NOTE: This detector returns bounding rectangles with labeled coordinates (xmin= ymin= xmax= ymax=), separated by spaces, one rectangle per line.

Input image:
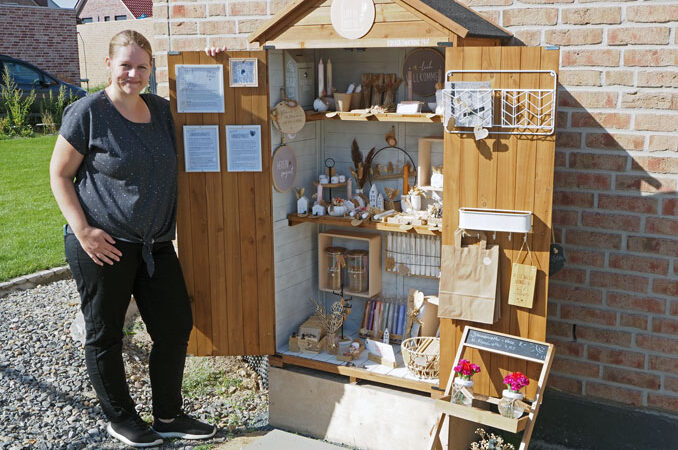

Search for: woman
xmin=50 ymin=30 xmax=216 ymax=447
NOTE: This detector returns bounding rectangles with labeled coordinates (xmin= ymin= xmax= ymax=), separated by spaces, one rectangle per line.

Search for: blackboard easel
xmin=428 ymin=326 xmax=554 ymax=450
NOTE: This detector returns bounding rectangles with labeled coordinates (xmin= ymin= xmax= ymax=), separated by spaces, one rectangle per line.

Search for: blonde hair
xmin=109 ymin=30 xmax=153 ymax=62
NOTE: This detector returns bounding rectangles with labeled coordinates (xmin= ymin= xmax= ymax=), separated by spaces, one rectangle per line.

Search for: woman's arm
xmin=50 ymin=135 xmax=122 ymax=266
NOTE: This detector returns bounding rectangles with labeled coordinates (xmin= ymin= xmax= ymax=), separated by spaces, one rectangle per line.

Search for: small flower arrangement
xmin=503 ymin=371 xmax=529 ymax=393
xmin=470 ymin=428 xmax=515 ymax=450
xmin=454 ymin=359 xmax=481 ymax=380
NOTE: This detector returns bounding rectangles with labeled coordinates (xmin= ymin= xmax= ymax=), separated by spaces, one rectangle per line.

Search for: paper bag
xmin=438 ymin=229 xmax=501 ymax=324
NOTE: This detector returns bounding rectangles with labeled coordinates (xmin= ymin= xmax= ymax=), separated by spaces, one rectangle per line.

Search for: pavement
xmin=215 ymin=429 xmax=347 ymax=450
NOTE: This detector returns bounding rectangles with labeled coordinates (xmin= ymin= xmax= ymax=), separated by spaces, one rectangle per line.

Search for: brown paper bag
xmin=438 ymin=229 xmax=501 ymax=324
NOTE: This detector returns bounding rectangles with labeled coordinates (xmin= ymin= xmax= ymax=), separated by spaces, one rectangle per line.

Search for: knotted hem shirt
xmin=59 ymin=90 xmax=178 ymax=276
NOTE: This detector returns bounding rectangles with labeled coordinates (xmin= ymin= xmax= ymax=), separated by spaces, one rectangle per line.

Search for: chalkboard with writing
xmin=465 ymin=328 xmax=549 ymax=362
xmin=402 ymin=48 xmax=444 ymax=97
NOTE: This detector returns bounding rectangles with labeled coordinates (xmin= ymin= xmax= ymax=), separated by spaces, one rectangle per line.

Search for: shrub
xmin=0 ymin=67 xmax=35 ymax=137
xmin=38 ymin=84 xmax=79 ymax=133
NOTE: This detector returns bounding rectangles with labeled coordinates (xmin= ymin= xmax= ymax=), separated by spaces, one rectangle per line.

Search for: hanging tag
xmin=473 ymin=124 xmax=489 ymax=140
xmin=508 ymin=263 xmax=537 ymax=308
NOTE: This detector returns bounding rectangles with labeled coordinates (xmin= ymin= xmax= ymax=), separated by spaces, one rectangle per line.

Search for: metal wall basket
xmin=443 ymin=70 xmax=557 ymax=136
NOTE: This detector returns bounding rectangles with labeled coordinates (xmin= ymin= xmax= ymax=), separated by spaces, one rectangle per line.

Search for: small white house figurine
xmin=377 ymin=193 xmax=385 ymax=210
xmin=295 ymin=187 xmax=309 ymax=215
xmin=312 ymin=203 xmax=326 ymax=216
xmin=369 ymin=184 xmax=379 ymax=208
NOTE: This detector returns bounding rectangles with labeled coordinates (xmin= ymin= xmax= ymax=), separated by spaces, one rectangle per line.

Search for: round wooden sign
xmin=271 ymin=100 xmax=306 ymax=135
xmin=272 ymin=144 xmax=298 ymax=192
xmin=330 ymin=0 xmax=375 ymax=40
xmin=402 ymin=48 xmax=445 ymax=97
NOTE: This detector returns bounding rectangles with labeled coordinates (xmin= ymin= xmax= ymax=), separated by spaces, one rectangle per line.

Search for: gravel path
xmin=0 ymin=279 xmax=269 ymax=449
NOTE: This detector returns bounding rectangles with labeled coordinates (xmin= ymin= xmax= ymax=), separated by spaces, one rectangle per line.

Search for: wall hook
xmin=508 ymin=232 xmax=512 ymax=241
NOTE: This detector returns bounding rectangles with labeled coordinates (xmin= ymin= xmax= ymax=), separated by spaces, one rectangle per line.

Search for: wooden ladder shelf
xmin=428 ymin=326 xmax=554 ymax=450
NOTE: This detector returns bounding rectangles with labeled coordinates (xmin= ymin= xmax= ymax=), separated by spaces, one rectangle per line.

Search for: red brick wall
xmin=0 ymin=5 xmax=80 ymax=83
xmin=152 ymin=0 xmax=678 ymax=415
xmin=78 ymin=0 xmax=131 ymax=22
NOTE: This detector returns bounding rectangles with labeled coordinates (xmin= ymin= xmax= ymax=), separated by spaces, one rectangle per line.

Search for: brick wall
xmin=77 ymin=19 xmax=156 ymax=88
xmin=0 ymin=5 xmax=80 ymax=83
xmin=151 ymin=0 xmax=678 ymax=415
xmin=78 ymin=0 xmax=131 ymax=22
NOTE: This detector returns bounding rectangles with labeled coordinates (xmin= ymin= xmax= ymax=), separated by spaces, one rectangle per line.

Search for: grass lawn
xmin=0 ymin=135 xmax=66 ymax=282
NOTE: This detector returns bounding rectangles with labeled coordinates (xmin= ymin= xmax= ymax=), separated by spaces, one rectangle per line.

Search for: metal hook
xmin=492 ymin=231 xmax=497 ymax=240
xmin=508 ymin=232 xmax=512 ymax=241
xmin=523 ymin=233 xmax=528 ymax=243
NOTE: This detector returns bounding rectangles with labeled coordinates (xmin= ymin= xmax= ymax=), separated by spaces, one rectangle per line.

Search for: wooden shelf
xmin=313 ymin=180 xmax=347 ymax=189
xmin=319 ymin=229 xmax=381 ymax=299
xmin=305 ymin=110 xmax=443 ymax=123
xmin=271 ymin=353 xmax=438 ymax=394
xmin=288 ymin=213 xmax=441 ymax=235
xmin=434 ymin=400 xmax=529 ymax=433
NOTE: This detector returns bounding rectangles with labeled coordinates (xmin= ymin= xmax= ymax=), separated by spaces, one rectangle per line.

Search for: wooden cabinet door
xmin=169 ymin=51 xmax=275 ymax=356
xmin=440 ymin=46 xmax=559 ymax=398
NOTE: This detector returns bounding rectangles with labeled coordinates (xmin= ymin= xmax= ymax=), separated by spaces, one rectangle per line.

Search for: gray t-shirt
xmin=59 ymin=90 xmax=178 ymax=275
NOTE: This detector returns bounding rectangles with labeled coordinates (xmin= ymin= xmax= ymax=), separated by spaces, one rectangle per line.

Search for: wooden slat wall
xmin=169 ymin=51 xmax=275 ymax=356
xmin=440 ymin=46 xmax=559 ymax=400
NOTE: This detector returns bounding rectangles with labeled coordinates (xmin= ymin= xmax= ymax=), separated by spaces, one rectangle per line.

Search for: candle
xmin=407 ymin=69 xmax=413 ymax=101
xmin=317 ymin=183 xmax=323 ymax=203
xmin=326 ymin=58 xmax=333 ymax=97
xmin=347 ymin=177 xmax=352 ymax=199
xmin=319 ymin=59 xmax=325 ymax=97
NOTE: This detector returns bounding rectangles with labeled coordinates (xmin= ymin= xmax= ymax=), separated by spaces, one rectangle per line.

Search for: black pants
xmin=65 ymin=234 xmax=193 ymax=423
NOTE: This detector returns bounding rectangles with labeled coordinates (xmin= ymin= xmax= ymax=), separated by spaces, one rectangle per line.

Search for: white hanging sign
xmin=330 ymin=0 xmax=375 ymax=40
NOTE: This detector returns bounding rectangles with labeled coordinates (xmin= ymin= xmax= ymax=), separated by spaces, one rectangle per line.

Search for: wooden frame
xmin=318 ymin=229 xmax=381 ymax=298
xmin=428 ymin=326 xmax=554 ymax=450
xmin=229 ymin=57 xmax=259 ymax=87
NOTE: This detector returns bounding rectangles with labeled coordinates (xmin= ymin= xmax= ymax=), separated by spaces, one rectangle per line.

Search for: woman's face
xmin=106 ymin=43 xmax=151 ymax=96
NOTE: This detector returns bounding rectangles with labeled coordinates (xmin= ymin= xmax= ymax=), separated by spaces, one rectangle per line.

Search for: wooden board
xmin=440 ymin=47 xmax=559 ymax=399
xmin=169 ymin=51 xmax=275 ymax=356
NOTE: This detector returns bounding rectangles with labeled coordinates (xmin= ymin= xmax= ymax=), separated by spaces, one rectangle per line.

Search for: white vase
xmin=451 ymin=378 xmax=474 ymax=407
xmin=498 ymin=389 xmax=525 ymax=419
xmin=410 ymin=194 xmax=422 ymax=211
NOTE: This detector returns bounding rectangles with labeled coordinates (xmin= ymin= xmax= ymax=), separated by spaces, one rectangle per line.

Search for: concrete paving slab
xmin=243 ymin=430 xmax=346 ymax=450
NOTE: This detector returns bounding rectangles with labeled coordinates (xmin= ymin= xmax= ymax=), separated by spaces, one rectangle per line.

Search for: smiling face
xmin=106 ymin=43 xmax=152 ymax=96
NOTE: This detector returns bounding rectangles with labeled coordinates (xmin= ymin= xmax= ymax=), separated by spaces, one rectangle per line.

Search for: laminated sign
xmin=508 ymin=241 xmax=537 ymax=309
xmin=438 ymin=229 xmax=501 ymax=324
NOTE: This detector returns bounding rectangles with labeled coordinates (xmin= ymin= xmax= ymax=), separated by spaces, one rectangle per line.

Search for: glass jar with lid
xmin=346 ymin=249 xmax=368 ymax=293
xmin=326 ymin=246 xmax=346 ymax=291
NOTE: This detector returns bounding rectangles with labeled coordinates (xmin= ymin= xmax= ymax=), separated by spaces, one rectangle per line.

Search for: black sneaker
xmin=152 ymin=414 xmax=217 ymax=439
xmin=106 ymin=415 xmax=163 ymax=448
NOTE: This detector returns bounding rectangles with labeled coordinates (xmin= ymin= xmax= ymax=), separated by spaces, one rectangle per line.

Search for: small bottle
xmin=383 ymin=328 xmax=390 ymax=344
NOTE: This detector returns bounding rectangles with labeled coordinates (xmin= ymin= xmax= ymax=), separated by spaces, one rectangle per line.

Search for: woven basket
xmin=401 ymin=337 xmax=440 ymax=379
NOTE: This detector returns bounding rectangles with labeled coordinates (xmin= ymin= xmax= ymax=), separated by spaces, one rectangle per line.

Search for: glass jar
xmin=346 ymin=249 xmax=368 ymax=293
xmin=326 ymin=246 xmax=346 ymax=291
xmin=451 ymin=378 xmax=474 ymax=407
xmin=498 ymin=389 xmax=525 ymax=419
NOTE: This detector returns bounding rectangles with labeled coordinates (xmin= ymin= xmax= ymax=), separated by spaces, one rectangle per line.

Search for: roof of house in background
xmin=121 ymin=0 xmax=152 ymax=18
xmin=74 ymin=0 xmax=152 ymax=19
xmin=50 ymin=0 xmax=77 ymax=7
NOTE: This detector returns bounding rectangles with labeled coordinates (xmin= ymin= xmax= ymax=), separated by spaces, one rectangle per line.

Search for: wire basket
xmin=401 ymin=336 xmax=440 ymax=380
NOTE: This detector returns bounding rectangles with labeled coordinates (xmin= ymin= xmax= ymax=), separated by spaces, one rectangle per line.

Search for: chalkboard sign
xmin=465 ymin=328 xmax=549 ymax=362
xmin=402 ymin=48 xmax=444 ymax=97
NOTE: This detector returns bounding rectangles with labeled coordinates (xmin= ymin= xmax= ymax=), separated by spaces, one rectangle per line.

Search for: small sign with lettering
xmin=508 ymin=262 xmax=537 ymax=308
xmin=272 ymin=145 xmax=297 ymax=193
xmin=465 ymin=328 xmax=548 ymax=362
xmin=402 ymin=48 xmax=444 ymax=97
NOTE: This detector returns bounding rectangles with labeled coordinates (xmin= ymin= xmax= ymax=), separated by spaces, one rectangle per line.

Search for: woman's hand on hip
xmin=75 ymin=226 xmax=122 ymax=266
